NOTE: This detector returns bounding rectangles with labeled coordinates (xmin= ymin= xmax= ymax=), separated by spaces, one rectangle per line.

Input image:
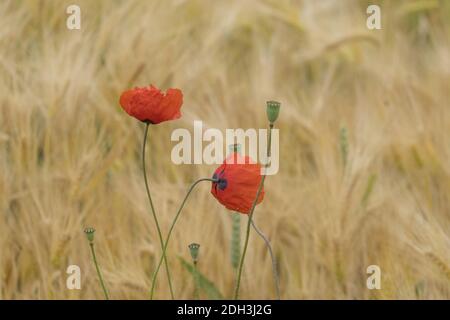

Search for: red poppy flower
xmin=119 ymin=85 xmax=183 ymax=124
xmin=211 ymin=153 xmax=264 ymax=214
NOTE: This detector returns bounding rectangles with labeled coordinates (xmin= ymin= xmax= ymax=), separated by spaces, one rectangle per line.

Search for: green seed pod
xmin=228 ymin=143 xmax=241 ymax=155
xmin=188 ymin=243 xmax=200 ymax=263
xmin=266 ymin=101 xmax=281 ymax=124
xmin=84 ymin=227 xmax=95 ymax=242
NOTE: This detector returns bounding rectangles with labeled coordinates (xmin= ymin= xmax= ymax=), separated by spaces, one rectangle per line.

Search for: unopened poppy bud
xmin=84 ymin=227 xmax=95 ymax=242
xmin=188 ymin=243 xmax=200 ymax=263
xmin=266 ymin=101 xmax=281 ymax=124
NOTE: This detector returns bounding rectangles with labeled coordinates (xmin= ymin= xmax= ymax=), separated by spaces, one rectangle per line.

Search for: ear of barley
xmin=231 ymin=213 xmax=241 ymax=270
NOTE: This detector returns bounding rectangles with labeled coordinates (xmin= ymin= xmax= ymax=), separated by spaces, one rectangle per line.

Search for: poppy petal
xmin=119 ymin=89 xmax=137 ymax=115
xmin=119 ymin=85 xmax=183 ymax=124
xmin=158 ymin=88 xmax=183 ymax=122
xmin=211 ymin=153 xmax=264 ymax=214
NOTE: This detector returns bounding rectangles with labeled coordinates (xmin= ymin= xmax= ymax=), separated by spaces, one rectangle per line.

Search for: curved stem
xmin=234 ymin=123 xmax=273 ymax=300
xmin=234 ymin=176 xmax=266 ymax=299
xmin=251 ymin=220 xmax=280 ymax=300
xmin=142 ymin=123 xmax=174 ymax=299
xmin=89 ymin=242 xmax=109 ymax=300
xmin=150 ymin=177 xmax=217 ymax=299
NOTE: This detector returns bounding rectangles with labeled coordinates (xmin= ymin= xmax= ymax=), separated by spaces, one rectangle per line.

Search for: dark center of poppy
xmin=212 ymin=172 xmax=228 ymax=191
xmin=217 ymin=178 xmax=228 ymax=190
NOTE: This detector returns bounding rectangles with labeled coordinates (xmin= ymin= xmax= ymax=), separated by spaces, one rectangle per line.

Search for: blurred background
xmin=0 ymin=0 xmax=449 ymax=299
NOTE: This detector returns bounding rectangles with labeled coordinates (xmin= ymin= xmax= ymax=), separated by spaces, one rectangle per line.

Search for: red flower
xmin=211 ymin=153 xmax=264 ymax=214
xmin=119 ymin=85 xmax=183 ymax=124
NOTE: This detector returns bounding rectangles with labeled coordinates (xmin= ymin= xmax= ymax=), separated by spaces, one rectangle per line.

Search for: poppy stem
xmin=150 ymin=177 xmax=218 ymax=299
xmin=233 ymin=123 xmax=273 ymax=300
xmin=193 ymin=261 xmax=200 ymax=300
xmin=142 ymin=123 xmax=174 ymax=299
xmin=251 ymin=220 xmax=280 ymax=300
xmin=88 ymin=242 xmax=110 ymax=300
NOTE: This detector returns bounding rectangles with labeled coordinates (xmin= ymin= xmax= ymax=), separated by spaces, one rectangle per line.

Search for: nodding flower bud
xmin=266 ymin=101 xmax=281 ymax=124
xmin=188 ymin=243 xmax=200 ymax=263
xmin=84 ymin=227 xmax=95 ymax=242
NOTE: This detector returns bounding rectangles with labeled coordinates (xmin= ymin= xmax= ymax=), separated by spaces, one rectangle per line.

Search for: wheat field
xmin=0 ymin=0 xmax=449 ymax=299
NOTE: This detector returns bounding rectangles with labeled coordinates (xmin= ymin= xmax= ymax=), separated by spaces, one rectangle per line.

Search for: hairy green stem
xmin=251 ymin=220 xmax=280 ymax=299
xmin=142 ymin=123 xmax=174 ymax=299
xmin=150 ymin=177 xmax=217 ymax=299
xmin=88 ymin=242 xmax=109 ymax=300
xmin=234 ymin=123 xmax=273 ymax=299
